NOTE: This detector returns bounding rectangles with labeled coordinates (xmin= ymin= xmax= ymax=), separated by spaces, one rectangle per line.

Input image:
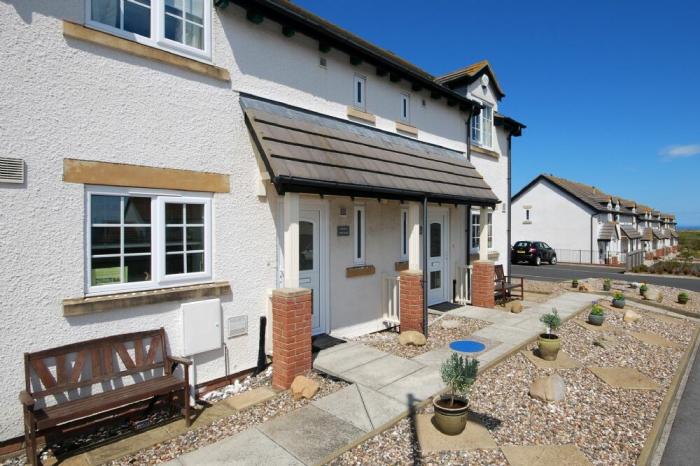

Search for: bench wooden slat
xmin=103 ymin=344 xmax=114 ymax=375
xmin=91 ymin=348 xmax=101 ymax=378
xmin=30 ymin=359 xmax=56 ymax=391
xmin=55 ymin=355 xmax=67 ymax=385
xmin=134 ymin=339 xmax=144 ymax=366
xmin=70 ymin=350 xmax=88 ymax=384
xmin=114 ymin=343 xmax=136 ymax=370
xmin=145 ymin=336 xmax=159 ymax=365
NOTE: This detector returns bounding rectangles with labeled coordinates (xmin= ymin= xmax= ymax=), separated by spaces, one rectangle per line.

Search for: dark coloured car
xmin=511 ymin=241 xmax=557 ymax=266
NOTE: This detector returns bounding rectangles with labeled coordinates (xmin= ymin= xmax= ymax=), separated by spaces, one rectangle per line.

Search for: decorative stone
xmin=578 ymin=284 xmax=589 ymax=292
xmin=529 ymin=374 xmax=565 ymax=402
xmin=593 ymin=334 xmax=618 ymax=349
xmin=588 ymin=367 xmax=661 ymax=390
xmin=643 ymin=288 xmax=662 ymax=302
xmin=507 ymin=301 xmax=523 ymax=313
xmin=290 ymin=375 xmax=320 ymax=400
xmin=398 ymin=330 xmax=427 ymax=346
xmin=623 ymin=309 xmax=641 ymax=323
xmin=440 ymin=319 xmax=461 ymax=329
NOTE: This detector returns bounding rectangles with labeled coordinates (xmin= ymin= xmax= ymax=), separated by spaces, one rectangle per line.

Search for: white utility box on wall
xmin=181 ymin=298 xmax=222 ymax=356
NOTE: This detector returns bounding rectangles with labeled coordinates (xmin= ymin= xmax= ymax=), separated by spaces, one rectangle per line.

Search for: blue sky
xmin=295 ymin=0 xmax=700 ymax=226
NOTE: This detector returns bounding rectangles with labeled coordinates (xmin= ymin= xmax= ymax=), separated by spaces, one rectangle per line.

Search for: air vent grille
xmin=227 ymin=315 xmax=248 ymax=338
xmin=0 ymin=157 xmax=25 ymax=184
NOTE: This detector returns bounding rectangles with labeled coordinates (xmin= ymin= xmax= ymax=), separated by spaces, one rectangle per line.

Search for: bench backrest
xmin=24 ymin=328 xmax=169 ymax=399
xmin=494 ymin=264 xmax=506 ymax=281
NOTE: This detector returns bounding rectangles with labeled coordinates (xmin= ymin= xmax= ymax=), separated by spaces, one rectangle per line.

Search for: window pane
xmin=299 ymin=221 xmax=313 ymax=271
xmin=165 ymin=0 xmax=183 ymax=16
xmin=357 ymin=81 xmax=362 ymax=103
xmin=92 ymin=0 xmax=120 ymax=28
xmin=124 ymin=197 xmax=151 ymax=224
xmin=124 ymin=255 xmax=151 ymax=282
xmin=186 ymin=203 xmax=204 ymax=223
xmin=91 ymin=227 xmax=121 ymax=256
xmin=91 ymin=256 xmax=121 ymax=286
xmin=430 ymin=222 xmax=441 ymax=257
xmin=166 ymin=254 xmax=185 ymax=275
xmin=186 ymin=22 xmax=204 ymax=49
xmin=124 ymin=0 xmax=151 ymax=36
xmin=430 ymin=270 xmax=441 ymax=290
xmin=165 ymin=203 xmax=183 ymax=224
xmin=166 ymin=226 xmax=183 ymax=252
xmin=186 ymin=0 xmax=204 ymax=24
xmin=92 ymin=195 xmax=120 ymax=224
xmin=356 ymin=209 xmax=362 ymax=258
xmin=124 ymin=227 xmax=151 ymax=253
xmin=186 ymin=226 xmax=204 ymax=251
xmin=402 ymin=212 xmax=407 ymax=255
xmin=165 ymin=14 xmax=183 ymax=42
xmin=187 ymin=252 xmax=204 ymax=273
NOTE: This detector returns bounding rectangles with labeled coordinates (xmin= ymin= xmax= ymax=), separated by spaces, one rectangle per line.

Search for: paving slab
xmin=378 ymin=365 xmax=444 ymax=403
xmin=312 ymin=383 xmax=405 ymax=432
xmin=501 ymin=444 xmax=592 ymax=466
xmin=472 ymin=325 xmax=533 ymax=345
xmin=84 ymin=426 xmax=175 ymax=464
xmin=416 ymin=413 xmax=497 ymax=452
xmin=588 ymin=366 xmax=661 ymax=390
xmin=223 ymin=386 xmax=277 ymax=411
xmin=342 ymin=354 xmax=424 ymax=389
xmin=477 ymin=342 xmax=517 ymax=366
xmin=313 ymin=343 xmax=387 ymax=377
xmin=521 ymin=349 xmax=581 ymax=369
xmin=257 ymin=404 xmax=365 ymax=465
xmin=644 ymin=312 xmax=686 ymax=325
xmin=447 ymin=307 xmax=513 ymax=324
xmin=412 ymin=347 xmax=453 ymax=367
xmin=172 ymin=427 xmax=303 ymax=466
xmin=628 ymin=331 xmax=682 ymax=348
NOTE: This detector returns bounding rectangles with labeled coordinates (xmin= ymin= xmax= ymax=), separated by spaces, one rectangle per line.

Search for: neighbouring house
xmin=0 ymin=0 xmax=525 ymax=446
xmin=511 ymin=174 xmax=678 ymax=266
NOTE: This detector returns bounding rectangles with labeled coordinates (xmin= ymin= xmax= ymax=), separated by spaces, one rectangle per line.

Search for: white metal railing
xmin=455 ymin=265 xmax=472 ymax=305
xmin=382 ymin=273 xmax=400 ymax=325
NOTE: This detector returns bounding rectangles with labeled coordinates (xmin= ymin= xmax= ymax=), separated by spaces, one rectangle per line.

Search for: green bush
xmin=679 ymin=292 xmax=689 ymax=304
xmin=631 ymin=264 xmax=649 ymax=273
xmin=640 ymin=284 xmax=648 ymax=294
xmin=540 ymin=309 xmax=562 ymax=334
xmin=590 ymin=304 xmax=605 ymax=316
xmin=603 ymin=279 xmax=611 ymax=290
xmin=440 ymin=353 xmax=478 ymax=404
xmin=572 ymin=279 xmax=579 ymax=287
xmin=613 ymin=291 xmax=625 ymax=300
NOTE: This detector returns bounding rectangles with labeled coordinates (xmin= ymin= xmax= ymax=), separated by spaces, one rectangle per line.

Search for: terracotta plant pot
xmin=537 ymin=334 xmax=561 ymax=361
xmin=433 ymin=395 xmax=469 ymax=435
xmin=588 ymin=313 xmax=605 ymax=326
xmin=612 ymin=297 xmax=625 ymax=309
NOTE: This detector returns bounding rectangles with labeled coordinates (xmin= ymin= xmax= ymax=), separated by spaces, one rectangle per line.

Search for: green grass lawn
xmin=679 ymin=230 xmax=700 ymax=256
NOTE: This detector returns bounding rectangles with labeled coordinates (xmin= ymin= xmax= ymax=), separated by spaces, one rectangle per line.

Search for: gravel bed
xmin=332 ymin=303 xmax=697 ymax=465
xmin=585 ymin=278 xmax=700 ymax=316
xmin=109 ymin=371 xmax=347 ymax=465
xmin=351 ymin=316 xmax=490 ymax=359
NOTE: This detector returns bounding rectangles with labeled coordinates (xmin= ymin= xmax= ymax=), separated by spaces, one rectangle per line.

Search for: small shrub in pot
xmin=639 ymin=284 xmax=648 ymax=296
xmin=603 ymin=279 xmax=611 ymax=291
xmin=572 ymin=279 xmax=579 ymax=288
xmin=588 ymin=303 xmax=605 ymax=326
xmin=538 ymin=309 xmax=562 ymax=361
xmin=612 ymin=291 xmax=625 ymax=309
xmin=678 ymin=292 xmax=689 ymax=305
xmin=433 ymin=353 xmax=478 ymax=435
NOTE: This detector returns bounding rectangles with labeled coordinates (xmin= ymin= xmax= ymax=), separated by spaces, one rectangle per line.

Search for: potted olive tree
xmin=538 ymin=309 xmax=562 ymax=361
xmin=678 ymin=292 xmax=689 ymax=304
xmin=588 ymin=303 xmax=605 ymax=326
xmin=612 ymin=291 xmax=625 ymax=309
xmin=433 ymin=353 xmax=478 ymax=435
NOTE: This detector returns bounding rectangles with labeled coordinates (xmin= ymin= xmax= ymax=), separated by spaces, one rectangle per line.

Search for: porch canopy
xmin=241 ymin=96 xmax=499 ymax=206
xmin=620 ymin=225 xmax=642 ymax=240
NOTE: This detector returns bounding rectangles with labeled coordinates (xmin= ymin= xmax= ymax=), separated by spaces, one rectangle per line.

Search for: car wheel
xmin=550 ymin=256 xmax=557 ymax=265
xmin=535 ymin=256 xmax=541 ymax=266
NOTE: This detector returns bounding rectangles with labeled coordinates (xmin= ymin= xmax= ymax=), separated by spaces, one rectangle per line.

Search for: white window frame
xmin=471 ymin=103 xmax=493 ymax=148
xmin=353 ymin=74 xmax=366 ymax=111
xmin=85 ymin=185 xmax=213 ymax=296
xmin=470 ymin=212 xmax=480 ymax=250
xmin=400 ymin=207 xmax=408 ymax=261
xmin=353 ymin=204 xmax=366 ymax=265
xmin=487 ymin=211 xmax=493 ymax=249
xmin=525 ymin=209 xmax=530 ymax=221
xmin=400 ymin=93 xmax=410 ymax=123
xmin=85 ymin=0 xmax=212 ymax=62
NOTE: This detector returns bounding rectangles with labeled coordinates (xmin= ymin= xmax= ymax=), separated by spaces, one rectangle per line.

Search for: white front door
xmin=299 ymin=209 xmax=323 ymax=335
xmin=427 ymin=209 xmax=449 ymax=305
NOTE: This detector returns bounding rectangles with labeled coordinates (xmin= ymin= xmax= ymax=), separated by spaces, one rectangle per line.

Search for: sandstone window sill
xmin=346 ymin=265 xmax=376 ymax=278
xmin=62 ymin=20 xmax=230 ymax=82
xmin=63 ymin=281 xmax=232 ymax=316
xmin=346 ymin=106 xmax=376 ymax=124
xmin=394 ymin=261 xmax=409 ymax=272
xmin=395 ymin=122 xmax=418 ymax=136
xmin=470 ymin=145 xmax=500 ymax=159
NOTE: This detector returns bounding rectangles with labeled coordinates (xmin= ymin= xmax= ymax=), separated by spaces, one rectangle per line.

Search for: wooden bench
xmin=494 ymin=264 xmax=524 ymax=304
xmin=19 ymin=328 xmax=191 ymax=466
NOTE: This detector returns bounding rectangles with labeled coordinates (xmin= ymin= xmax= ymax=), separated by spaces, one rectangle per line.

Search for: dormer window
xmin=471 ymin=104 xmax=493 ymax=148
xmin=87 ymin=0 xmax=212 ymax=58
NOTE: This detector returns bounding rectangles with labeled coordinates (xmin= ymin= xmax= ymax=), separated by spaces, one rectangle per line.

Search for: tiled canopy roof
xmin=598 ymin=223 xmax=618 ymax=241
xmin=620 ymin=225 xmax=642 ymax=239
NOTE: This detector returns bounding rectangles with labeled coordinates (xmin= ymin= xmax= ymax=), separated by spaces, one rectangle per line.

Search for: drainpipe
xmin=590 ymin=214 xmax=594 ymax=264
xmin=506 ymin=134 xmax=512 ymax=277
xmin=423 ymin=196 xmax=429 ymax=338
xmin=466 ymin=114 xmax=472 ymax=163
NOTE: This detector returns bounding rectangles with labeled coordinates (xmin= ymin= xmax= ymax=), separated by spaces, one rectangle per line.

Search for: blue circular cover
xmin=449 ymin=340 xmax=486 ymax=353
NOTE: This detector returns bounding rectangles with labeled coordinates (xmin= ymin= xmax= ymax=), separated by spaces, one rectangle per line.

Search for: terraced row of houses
xmin=512 ymin=174 xmax=678 ymax=266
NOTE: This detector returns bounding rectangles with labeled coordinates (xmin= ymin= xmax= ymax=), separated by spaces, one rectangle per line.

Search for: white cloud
xmin=660 ymin=144 xmax=700 ymax=159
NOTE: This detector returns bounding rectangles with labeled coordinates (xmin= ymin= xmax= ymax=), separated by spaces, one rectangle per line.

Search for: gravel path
xmin=331 ymin=301 xmax=697 ymax=465
xmin=351 ymin=315 xmax=490 ymax=359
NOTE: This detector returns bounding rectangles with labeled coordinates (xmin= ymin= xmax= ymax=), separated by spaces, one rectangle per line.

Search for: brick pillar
xmin=271 ymin=288 xmax=312 ymax=390
xmin=472 ymin=260 xmax=495 ymax=308
xmin=399 ymin=270 xmax=424 ymax=333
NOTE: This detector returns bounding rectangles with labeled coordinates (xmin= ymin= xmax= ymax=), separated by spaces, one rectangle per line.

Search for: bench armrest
xmin=19 ymin=390 xmax=35 ymax=409
xmin=167 ymin=355 xmax=192 ymax=367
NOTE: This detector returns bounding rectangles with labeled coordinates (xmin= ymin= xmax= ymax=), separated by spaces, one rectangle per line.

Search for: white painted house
xmin=0 ymin=0 xmax=524 ymax=444
xmin=511 ymin=174 xmax=677 ymax=266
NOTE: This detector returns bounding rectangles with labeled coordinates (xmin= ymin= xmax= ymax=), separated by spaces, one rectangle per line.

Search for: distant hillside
xmin=679 ymin=230 xmax=700 ymax=256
